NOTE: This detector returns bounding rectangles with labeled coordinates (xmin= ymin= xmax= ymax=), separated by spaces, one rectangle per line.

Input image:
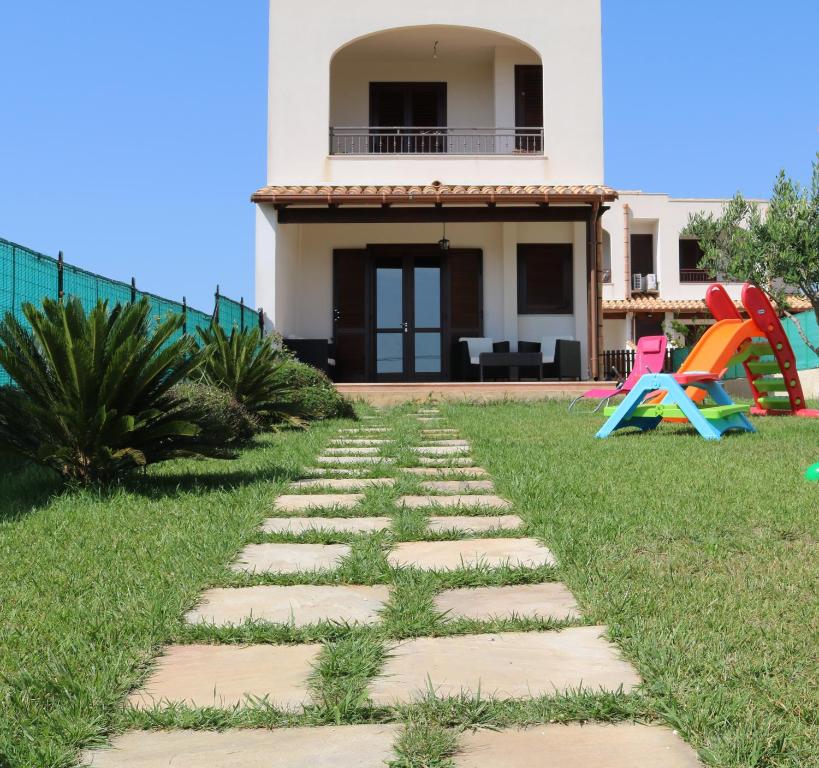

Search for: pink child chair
xmin=569 ymin=335 xmax=668 ymax=413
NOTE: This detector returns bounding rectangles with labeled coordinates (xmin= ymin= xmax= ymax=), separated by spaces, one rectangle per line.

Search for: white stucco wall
xmin=267 ymin=0 xmax=604 ymax=186
xmin=256 ymin=212 xmax=591 ymax=375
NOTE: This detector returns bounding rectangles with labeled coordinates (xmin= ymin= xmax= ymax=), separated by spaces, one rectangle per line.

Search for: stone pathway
xmin=85 ymin=405 xmax=702 ymax=767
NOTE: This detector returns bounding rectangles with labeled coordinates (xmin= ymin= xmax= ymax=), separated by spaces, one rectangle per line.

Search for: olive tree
xmin=685 ymin=155 xmax=819 ymax=354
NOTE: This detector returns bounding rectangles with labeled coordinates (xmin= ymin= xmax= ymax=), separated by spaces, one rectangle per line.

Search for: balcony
xmin=329 ymin=127 xmax=544 ymax=156
xmin=679 ymin=268 xmax=716 ymax=284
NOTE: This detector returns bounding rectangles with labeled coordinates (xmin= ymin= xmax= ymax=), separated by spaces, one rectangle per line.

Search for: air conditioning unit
xmin=632 ymin=273 xmax=645 ymax=292
xmin=645 ymin=273 xmax=658 ymax=292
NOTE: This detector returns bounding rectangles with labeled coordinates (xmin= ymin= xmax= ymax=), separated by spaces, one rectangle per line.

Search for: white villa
xmin=253 ymin=0 xmax=749 ymax=382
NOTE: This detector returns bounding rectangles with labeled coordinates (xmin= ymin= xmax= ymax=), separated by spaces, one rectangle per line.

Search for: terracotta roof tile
xmin=251 ymin=183 xmax=618 ymax=205
xmin=603 ymin=296 xmax=811 ymax=313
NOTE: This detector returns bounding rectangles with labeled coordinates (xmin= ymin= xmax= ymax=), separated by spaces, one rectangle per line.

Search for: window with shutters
xmin=517 ymin=244 xmax=574 ymax=315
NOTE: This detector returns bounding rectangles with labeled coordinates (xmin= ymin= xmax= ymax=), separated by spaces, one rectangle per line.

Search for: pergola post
xmin=586 ymin=204 xmax=599 ymax=380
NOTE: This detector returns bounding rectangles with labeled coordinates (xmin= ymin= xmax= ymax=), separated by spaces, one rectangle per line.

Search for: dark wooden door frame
xmin=369 ymin=82 xmax=447 ymax=127
xmin=333 ymin=246 xmax=484 ymax=382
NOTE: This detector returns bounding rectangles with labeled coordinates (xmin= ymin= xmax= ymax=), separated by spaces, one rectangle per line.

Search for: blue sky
xmin=1 ymin=1 xmax=816 ymax=311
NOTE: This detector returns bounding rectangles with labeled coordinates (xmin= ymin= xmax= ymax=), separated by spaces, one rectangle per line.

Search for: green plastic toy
xmin=805 ymin=463 xmax=819 ymax=483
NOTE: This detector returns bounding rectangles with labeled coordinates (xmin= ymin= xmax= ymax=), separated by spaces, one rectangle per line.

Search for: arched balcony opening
xmin=329 ymin=26 xmax=543 ymax=156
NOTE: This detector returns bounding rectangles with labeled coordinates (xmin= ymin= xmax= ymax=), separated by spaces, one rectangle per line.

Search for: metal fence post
xmin=214 ymin=285 xmax=220 ymax=324
xmin=240 ymin=296 xmax=245 ymax=331
xmin=10 ymin=245 xmax=16 ymax=310
xmin=258 ymin=308 xmax=264 ymax=334
xmin=130 ymin=277 xmax=137 ymax=304
xmin=182 ymin=296 xmax=188 ymax=336
xmin=57 ymin=251 xmax=64 ymax=301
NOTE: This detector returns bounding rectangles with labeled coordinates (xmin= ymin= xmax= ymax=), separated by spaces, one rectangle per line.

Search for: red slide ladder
xmin=705 ymin=283 xmax=818 ymax=418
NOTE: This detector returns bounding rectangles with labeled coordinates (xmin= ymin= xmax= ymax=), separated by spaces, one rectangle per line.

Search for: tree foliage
xmin=685 ymin=155 xmax=819 ymax=353
xmin=0 ymin=298 xmax=217 ymax=484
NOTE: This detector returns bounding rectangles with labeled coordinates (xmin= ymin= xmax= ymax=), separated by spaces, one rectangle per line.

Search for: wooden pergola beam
xmin=276 ymin=205 xmax=603 ymax=225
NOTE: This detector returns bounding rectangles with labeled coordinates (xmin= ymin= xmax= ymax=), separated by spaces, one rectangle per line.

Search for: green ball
xmin=806 ymin=463 xmax=819 ymax=482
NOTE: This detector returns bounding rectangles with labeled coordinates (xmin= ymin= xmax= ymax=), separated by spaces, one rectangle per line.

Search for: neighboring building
xmin=252 ymin=1 xmax=773 ymax=381
xmin=602 ymin=194 xmax=755 ymax=352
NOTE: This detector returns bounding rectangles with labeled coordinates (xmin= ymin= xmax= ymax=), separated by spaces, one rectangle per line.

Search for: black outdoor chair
xmin=454 ymin=339 xmax=511 ymax=381
xmin=517 ymin=338 xmax=582 ymax=381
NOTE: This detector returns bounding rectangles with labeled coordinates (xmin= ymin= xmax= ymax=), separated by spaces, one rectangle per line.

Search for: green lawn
xmin=1 ymin=402 xmax=817 ymax=767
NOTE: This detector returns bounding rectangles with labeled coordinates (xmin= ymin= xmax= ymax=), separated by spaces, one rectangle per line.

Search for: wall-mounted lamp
xmin=433 ymin=40 xmax=439 ymax=60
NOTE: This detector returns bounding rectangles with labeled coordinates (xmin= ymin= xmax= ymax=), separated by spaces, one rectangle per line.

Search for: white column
xmin=255 ymin=205 xmax=278 ymax=331
xmin=502 ymin=222 xmax=519 ymax=347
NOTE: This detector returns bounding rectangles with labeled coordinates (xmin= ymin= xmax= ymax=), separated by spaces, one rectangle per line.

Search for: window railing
xmin=329 ymin=127 xmax=544 ymax=156
xmin=679 ymin=268 xmax=716 ymax=283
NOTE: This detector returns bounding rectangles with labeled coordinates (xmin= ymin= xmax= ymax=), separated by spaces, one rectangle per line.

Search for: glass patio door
xmin=374 ymin=255 xmax=443 ymax=381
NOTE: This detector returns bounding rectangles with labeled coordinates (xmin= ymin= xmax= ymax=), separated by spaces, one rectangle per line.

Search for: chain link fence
xmin=0 ymin=237 xmax=260 ymax=385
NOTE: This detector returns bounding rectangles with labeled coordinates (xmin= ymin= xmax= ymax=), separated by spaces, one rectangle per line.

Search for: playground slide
xmin=664 ymin=283 xmax=818 ymax=418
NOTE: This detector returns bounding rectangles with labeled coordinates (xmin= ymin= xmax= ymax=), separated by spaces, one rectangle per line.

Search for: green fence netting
xmin=0 ymin=237 xmax=256 ymax=386
xmin=783 ymin=310 xmax=819 ymax=371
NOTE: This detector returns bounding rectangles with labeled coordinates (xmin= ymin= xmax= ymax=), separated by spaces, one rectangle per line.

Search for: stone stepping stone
xmin=434 ymin=583 xmax=580 ymax=622
xmin=317 ymin=456 xmax=396 ymax=465
xmin=427 ymin=515 xmax=523 ymax=534
xmin=82 ymin=725 xmax=401 ymax=768
xmin=232 ymin=543 xmax=350 ymax=574
xmin=413 ymin=446 xmax=469 ymax=456
xmin=420 ymin=480 xmax=495 ymax=493
xmin=262 ymin=517 xmax=392 ymax=534
xmin=387 ymin=538 xmax=554 ymax=571
xmin=339 ymin=428 xmax=389 ymax=433
xmin=452 ymin=724 xmax=701 ymax=768
xmin=418 ymin=457 xmax=474 ymax=467
xmin=405 ymin=467 xmax=489 ymax=477
xmin=185 ymin=585 xmax=391 ymax=627
xmin=127 ymin=644 xmax=319 ymax=710
xmin=399 ymin=495 xmax=511 ymax=510
xmin=368 ymin=627 xmax=640 ymax=705
xmin=275 ymin=494 xmax=364 ymax=512
xmin=421 ymin=430 xmax=459 ymax=437
xmin=329 ymin=439 xmax=392 ymax=446
xmin=323 ymin=447 xmax=380 ymax=455
xmin=417 ymin=417 xmax=445 ymax=422
xmin=302 ymin=468 xmax=370 ymax=477
xmin=422 ymin=440 xmax=470 ymax=447
xmin=290 ymin=478 xmax=395 ymax=491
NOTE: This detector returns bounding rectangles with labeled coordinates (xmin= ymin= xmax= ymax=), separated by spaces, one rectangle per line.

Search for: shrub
xmin=197 ymin=324 xmax=305 ymax=428
xmin=0 ymin=298 xmax=220 ymax=485
xmin=275 ymin=358 xmax=355 ymax=421
xmin=171 ymin=379 xmax=259 ymax=445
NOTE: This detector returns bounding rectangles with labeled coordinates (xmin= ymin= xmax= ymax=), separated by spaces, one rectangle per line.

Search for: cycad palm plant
xmin=197 ymin=323 xmax=304 ymax=428
xmin=0 ymin=297 xmax=213 ymax=484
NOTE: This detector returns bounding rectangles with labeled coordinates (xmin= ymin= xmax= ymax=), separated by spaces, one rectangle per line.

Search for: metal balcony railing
xmin=329 ymin=127 xmax=544 ymax=156
xmin=679 ymin=268 xmax=716 ymax=283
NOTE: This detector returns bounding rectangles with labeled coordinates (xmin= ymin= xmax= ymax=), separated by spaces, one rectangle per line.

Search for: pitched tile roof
xmin=603 ymin=296 xmax=812 ymax=314
xmin=251 ymin=183 xmax=618 ymax=205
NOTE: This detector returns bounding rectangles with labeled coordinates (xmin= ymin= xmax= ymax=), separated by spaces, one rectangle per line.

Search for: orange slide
xmin=671 ymin=318 xmax=758 ymax=404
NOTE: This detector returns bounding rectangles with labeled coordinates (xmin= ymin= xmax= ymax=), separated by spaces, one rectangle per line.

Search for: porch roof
xmin=603 ymin=296 xmax=812 ymax=315
xmin=250 ymin=183 xmax=618 ymax=206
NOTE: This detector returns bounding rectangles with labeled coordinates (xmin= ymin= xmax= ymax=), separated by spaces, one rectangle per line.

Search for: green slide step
xmin=757 ymin=397 xmax=792 ymax=410
xmin=743 ymin=342 xmax=774 ymax=357
xmin=603 ymin=404 xmax=750 ymax=420
xmin=747 ymin=361 xmax=782 ymax=375
xmin=754 ymin=379 xmax=788 ymax=393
